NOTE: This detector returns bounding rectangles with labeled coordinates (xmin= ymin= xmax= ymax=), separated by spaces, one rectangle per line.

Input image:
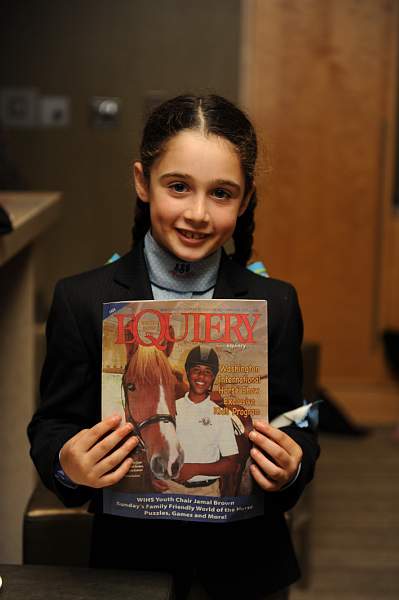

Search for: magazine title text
xmin=114 ymin=309 xmax=261 ymax=350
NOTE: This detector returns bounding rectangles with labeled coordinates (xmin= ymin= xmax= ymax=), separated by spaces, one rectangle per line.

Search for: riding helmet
xmin=184 ymin=345 xmax=219 ymax=377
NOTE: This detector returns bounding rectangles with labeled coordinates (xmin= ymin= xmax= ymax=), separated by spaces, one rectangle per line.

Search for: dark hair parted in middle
xmin=132 ymin=94 xmax=258 ymax=266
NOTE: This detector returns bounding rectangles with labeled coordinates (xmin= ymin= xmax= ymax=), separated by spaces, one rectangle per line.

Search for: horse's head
xmin=122 ymin=339 xmax=184 ymax=481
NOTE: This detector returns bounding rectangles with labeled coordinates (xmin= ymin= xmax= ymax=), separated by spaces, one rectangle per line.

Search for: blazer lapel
xmin=213 ymin=251 xmax=249 ymax=299
xmin=112 ymin=242 xmax=154 ymax=301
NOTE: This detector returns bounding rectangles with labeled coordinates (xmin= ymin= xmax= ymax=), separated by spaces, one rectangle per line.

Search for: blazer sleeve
xmin=268 ymin=283 xmax=320 ymax=512
xmin=27 ymin=279 xmax=97 ymax=507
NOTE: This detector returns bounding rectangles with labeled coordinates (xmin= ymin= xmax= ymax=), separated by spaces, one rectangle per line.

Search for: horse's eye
xmin=127 ymin=382 xmax=136 ymax=392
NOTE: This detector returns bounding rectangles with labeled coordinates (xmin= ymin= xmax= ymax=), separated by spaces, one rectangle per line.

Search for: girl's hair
xmin=132 ymin=94 xmax=258 ymax=266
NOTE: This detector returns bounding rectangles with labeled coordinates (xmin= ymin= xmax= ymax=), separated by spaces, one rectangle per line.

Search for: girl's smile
xmin=175 ymin=228 xmax=210 ymax=244
xmin=176 ymin=228 xmax=209 ymax=241
xmin=134 ymin=130 xmax=251 ymax=262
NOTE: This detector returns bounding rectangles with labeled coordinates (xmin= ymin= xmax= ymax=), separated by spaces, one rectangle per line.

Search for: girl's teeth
xmin=181 ymin=230 xmax=206 ymax=239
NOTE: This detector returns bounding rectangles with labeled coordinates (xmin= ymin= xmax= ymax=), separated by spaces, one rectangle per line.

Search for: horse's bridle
xmin=121 ymin=377 xmax=176 ymax=453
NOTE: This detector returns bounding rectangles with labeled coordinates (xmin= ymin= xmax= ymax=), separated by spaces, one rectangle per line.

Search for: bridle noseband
xmin=121 ymin=376 xmax=176 ymax=453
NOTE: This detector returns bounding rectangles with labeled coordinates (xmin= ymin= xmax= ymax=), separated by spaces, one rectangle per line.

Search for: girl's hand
xmin=59 ymin=415 xmax=139 ymax=488
xmin=248 ymin=420 xmax=303 ymax=492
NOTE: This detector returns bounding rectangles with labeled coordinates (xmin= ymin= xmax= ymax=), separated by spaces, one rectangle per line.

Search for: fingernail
xmin=249 ymin=430 xmax=257 ymax=441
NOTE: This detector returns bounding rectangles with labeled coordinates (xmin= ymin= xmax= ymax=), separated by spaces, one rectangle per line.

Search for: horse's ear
xmin=125 ymin=319 xmax=138 ymax=364
xmin=163 ymin=326 xmax=174 ymax=357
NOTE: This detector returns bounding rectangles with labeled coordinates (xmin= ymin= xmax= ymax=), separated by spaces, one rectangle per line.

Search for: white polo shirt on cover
xmin=176 ymin=393 xmax=239 ymax=483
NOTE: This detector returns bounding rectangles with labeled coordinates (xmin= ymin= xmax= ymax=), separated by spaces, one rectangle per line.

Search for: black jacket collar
xmin=113 ymin=241 xmax=249 ymax=300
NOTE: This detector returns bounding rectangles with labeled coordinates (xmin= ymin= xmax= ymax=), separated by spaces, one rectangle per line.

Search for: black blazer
xmin=28 ymin=243 xmax=319 ymax=597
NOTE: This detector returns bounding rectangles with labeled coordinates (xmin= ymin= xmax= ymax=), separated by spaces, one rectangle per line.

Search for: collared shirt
xmin=175 ymin=393 xmax=239 ymax=482
xmin=143 ymin=230 xmax=221 ymax=300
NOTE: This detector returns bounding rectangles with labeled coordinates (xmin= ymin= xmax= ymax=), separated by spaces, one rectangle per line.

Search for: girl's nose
xmin=184 ymin=194 xmax=210 ymax=224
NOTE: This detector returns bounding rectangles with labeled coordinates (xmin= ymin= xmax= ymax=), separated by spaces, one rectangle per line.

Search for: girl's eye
xmin=169 ymin=183 xmax=188 ymax=193
xmin=213 ymin=188 xmax=231 ymax=200
xmin=127 ymin=382 xmax=136 ymax=392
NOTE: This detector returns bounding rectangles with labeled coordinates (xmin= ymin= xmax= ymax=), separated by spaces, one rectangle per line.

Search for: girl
xmin=28 ymin=95 xmax=319 ymax=600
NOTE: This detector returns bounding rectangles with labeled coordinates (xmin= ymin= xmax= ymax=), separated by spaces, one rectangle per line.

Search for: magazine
xmin=102 ymin=299 xmax=267 ymax=523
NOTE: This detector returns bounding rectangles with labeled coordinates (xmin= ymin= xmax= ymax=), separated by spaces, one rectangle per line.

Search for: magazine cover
xmin=102 ymin=299 xmax=267 ymax=523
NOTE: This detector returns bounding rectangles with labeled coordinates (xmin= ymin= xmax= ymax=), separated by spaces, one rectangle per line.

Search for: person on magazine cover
xmin=163 ymin=345 xmax=239 ymax=497
xmin=28 ymin=94 xmax=319 ymax=600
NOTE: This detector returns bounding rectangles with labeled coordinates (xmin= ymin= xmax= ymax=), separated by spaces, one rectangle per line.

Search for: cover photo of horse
xmin=102 ymin=299 xmax=268 ymax=523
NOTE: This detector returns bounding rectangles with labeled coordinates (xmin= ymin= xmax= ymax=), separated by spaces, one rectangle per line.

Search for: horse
xmin=117 ymin=330 xmax=186 ymax=492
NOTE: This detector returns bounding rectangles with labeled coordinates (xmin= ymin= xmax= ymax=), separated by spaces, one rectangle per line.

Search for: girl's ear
xmin=133 ymin=161 xmax=150 ymax=202
xmin=238 ymin=184 xmax=255 ymax=217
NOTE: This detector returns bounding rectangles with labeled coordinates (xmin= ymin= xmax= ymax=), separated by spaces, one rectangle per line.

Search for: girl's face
xmin=134 ymin=130 xmax=251 ymax=262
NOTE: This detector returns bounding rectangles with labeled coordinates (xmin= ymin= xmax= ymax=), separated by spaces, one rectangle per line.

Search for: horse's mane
xmin=125 ymin=346 xmax=176 ymax=388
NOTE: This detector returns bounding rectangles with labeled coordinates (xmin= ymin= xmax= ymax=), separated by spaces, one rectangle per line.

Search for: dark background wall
xmin=0 ymin=0 xmax=241 ymax=310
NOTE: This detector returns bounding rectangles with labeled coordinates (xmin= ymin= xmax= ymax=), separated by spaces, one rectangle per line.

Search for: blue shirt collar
xmin=143 ymin=230 xmax=221 ymax=293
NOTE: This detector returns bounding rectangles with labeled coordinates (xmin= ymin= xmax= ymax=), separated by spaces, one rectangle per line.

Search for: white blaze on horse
xmin=122 ymin=336 xmax=185 ymax=482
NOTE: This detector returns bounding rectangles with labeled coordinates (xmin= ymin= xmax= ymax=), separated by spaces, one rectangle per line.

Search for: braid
xmin=131 ymin=197 xmax=151 ymax=245
xmin=231 ymin=190 xmax=257 ymax=266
